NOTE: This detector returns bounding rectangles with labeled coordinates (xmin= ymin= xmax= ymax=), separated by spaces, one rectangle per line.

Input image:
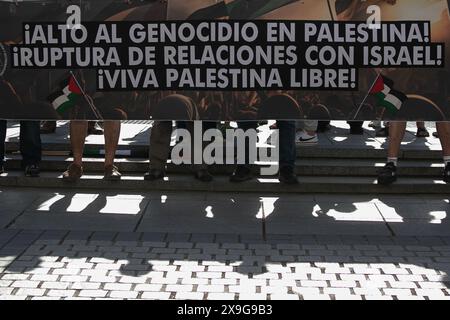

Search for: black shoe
xmin=376 ymin=127 xmax=389 ymax=137
xmin=279 ymin=167 xmax=299 ymax=185
xmin=194 ymin=169 xmax=213 ymax=183
xmin=230 ymin=166 xmax=253 ymax=183
xmin=349 ymin=127 xmax=364 ymax=135
xmin=416 ymin=128 xmax=430 ymax=138
xmin=144 ymin=169 xmax=165 ymax=181
xmin=443 ymin=163 xmax=450 ymax=184
xmin=377 ymin=162 xmax=397 ymax=185
xmin=25 ymin=164 xmax=40 ymax=177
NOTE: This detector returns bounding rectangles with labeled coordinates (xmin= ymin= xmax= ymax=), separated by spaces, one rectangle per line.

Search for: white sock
xmin=387 ymin=158 xmax=398 ymax=166
xmin=444 ymin=156 xmax=450 ymax=166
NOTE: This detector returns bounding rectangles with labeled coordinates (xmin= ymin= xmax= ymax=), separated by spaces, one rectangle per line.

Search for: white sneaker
xmin=296 ymin=131 xmax=318 ymax=145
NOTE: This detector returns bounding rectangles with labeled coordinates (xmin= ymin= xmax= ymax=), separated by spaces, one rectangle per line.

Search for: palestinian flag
xmin=47 ymin=75 xmax=82 ymax=115
xmin=370 ymin=75 xmax=407 ymax=114
xmin=188 ymin=0 xmax=298 ymax=20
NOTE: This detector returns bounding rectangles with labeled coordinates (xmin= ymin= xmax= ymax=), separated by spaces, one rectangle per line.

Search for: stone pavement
xmin=1 ymin=230 xmax=450 ymax=300
xmin=0 ymin=187 xmax=450 ymax=300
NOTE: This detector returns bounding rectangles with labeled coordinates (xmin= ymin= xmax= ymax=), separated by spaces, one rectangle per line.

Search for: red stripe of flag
xmin=68 ymin=76 xmax=82 ymax=95
xmin=370 ymin=75 xmax=385 ymax=94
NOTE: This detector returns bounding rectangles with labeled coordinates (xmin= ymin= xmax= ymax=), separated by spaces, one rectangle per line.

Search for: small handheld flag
xmin=47 ymin=75 xmax=82 ymax=115
xmin=370 ymin=75 xmax=407 ymax=114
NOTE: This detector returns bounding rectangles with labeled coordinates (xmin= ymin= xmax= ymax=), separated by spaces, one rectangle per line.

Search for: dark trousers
xmin=277 ymin=120 xmax=296 ymax=171
xmin=237 ymin=120 xmax=296 ymax=171
xmin=0 ymin=121 xmax=42 ymax=167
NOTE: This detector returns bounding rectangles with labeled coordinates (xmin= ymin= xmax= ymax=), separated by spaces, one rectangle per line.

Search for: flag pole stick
xmin=327 ymin=0 xmax=335 ymax=21
xmin=352 ymin=73 xmax=380 ymax=120
xmin=69 ymin=71 xmax=103 ymax=120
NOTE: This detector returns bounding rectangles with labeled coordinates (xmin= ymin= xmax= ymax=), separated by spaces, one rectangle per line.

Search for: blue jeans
xmin=236 ymin=120 xmax=296 ymax=171
xmin=277 ymin=121 xmax=296 ymax=171
xmin=0 ymin=121 xmax=42 ymax=168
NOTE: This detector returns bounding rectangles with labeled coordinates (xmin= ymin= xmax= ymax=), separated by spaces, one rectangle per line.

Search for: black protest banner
xmin=0 ymin=0 xmax=449 ymax=121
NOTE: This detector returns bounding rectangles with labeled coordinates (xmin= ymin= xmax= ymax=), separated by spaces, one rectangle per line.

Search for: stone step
xmin=5 ymin=141 xmax=443 ymax=160
xmin=2 ymin=156 xmax=446 ymax=176
xmin=0 ymin=171 xmax=449 ymax=194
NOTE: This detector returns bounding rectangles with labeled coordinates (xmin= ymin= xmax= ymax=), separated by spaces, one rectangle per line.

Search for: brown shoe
xmin=104 ymin=165 xmax=121 ymax=181
xmin=62 ymin=163 xmax=83 ymax=181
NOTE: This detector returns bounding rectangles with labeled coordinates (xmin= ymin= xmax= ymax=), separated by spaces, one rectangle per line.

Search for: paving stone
xmin=78 ymin=290 xmax=108 ymax=298
xmin=323 ymin=288 xmax=352 ymax=295
xmin=310 ymin=273 xmax=338 ymax=281
xmin=238 ymin=293 xmax=267 ymax=300
xmin=383 ymin=288 xmax=414 ymax=296
xmin=228 ymin=285 xmax=257 ymax=294
xmin=150 ymin=277 xmax=179 ymax=285
xmin=388 ymin=281 xmax=418 ymax=289
xmin=211 ymin=278 xmax=238 ymax=285
xmin=196 ymin=272 xmax=223 ymax=279
xmin=109 ymin=291 xmax=139 ymax=299
xmin=0 ymin=280 xmax=13 ymax=287
xmin=418 ymin=281 xmax=448 ymax=289
xmin=175 ymin=292 xmax=205 ymax=300
xmin=299 ymin=280 xmax=327 ymax=288
xmin=207 ymin=293 xmax=236 ymax=300
xmin=353 ymin=288 xmax=384 ymax=296
xmin=46 ymin=290 xmax=77 ymax=297
xmin=134 ymin=284 xmax=163 ymax=292
xmin=70 ymin=282 xmax=102 ymax=290
xmin=141 ymin=292 xmax=171 ymax=299
xmin=30 ymin=275 xmax=59 ymax=282
xmin=329 ymin=280 xmax=357 ymax=288
xmin=2 ymin=274 xmax=29 ymax=280
xmin=104 ymin=283 xmax=132 ymax=291
xmin=270 ymin=294 xmax=299 ymax=300
xmin=166 ymin=284 xmax=194 ymax=292
xmin=301 ymin=294 xmax=331 ymax=300
xmin=12 ymin=280 xmax=40 ymax=288
xmin=415 ymin=289 xmax=447 ymax=298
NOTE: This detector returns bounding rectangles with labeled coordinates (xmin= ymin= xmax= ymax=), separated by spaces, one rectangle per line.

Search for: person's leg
xmin=435 ymin=122 xmax=450 ymax=183
xmin=20 ymin=121 xmax=42 ymax=177
xmin=277 ymin=120 xmax=298 ymax=184
xmin=70 ymin=121 xmax=88 ymax=166
xmin=387 ymin=122 xmax=407 ymax=162
xmin=296 ymin=120 xmax=318 ymax=145
xmin=187 ymin=121 xmax=213 ymax=182
xmin=376 ymin=121 xmax=390 ymax=137
xmin=145 ymin=120 xmax=173 ymax=180
xmin=348 ymin=121 xmax=364 ymax=135
xmin=103 ymin=121 xmax=121 ymax=180
xmin=303 ymin=120 xmax=318 ymax=135
xmin=63 ymin=121 xmax=88 ymax=181
xmin=0 ymin=120 xmax=6 ymax=172
xmin=378 ymin=121 xmax=407 ymax=185
xmin=436 ymin=122 xmax=450 ymax=157
xmin=230 ymin=121 xmax=258 ymax=182
xmin=416 ymin=121 xmax=430 ymax=137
